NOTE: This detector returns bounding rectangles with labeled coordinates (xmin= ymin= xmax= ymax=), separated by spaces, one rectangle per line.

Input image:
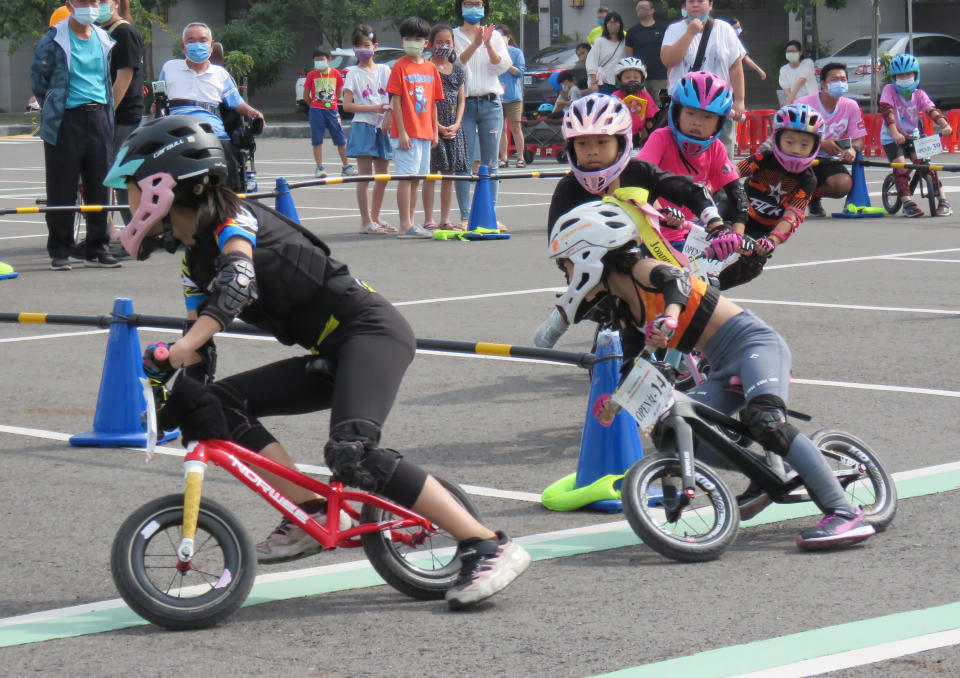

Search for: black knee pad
xmin=743 ymin=394 xmax=799 ymax=456
xmin=324 ymin=419 xmax=401 ymax=493
xmin=207 ymin=381 xmax=277 ymax=452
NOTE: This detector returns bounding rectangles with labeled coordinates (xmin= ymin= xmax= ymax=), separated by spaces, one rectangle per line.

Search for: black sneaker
xmin=807 ymin=197 xmax=826 ymax=217
xmin=50 ymin=257 xmax=72 ymax=271
xmin=84 ymin=253 xmax=122 ymax=268
xmin=446 ymin=531 xmax=530 ymax=610
xmin=737 ymin=482 xmax=772 ymax=521
xmin=796 ymin=507 xmax=875 ymax=551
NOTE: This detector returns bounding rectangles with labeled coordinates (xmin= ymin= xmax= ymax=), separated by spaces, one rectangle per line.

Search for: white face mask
xmin=895 ymin=76 xmax=915 ymax=89
xmin=315 ymin=59 xmax=328 ymax=71
xmin=785 ymin=52 xmax=800 ymax=63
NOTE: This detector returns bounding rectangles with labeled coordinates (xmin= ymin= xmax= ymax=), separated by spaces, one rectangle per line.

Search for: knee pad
xmin=324 ymin=419 xmax=401 ymax=493
xmin=894 ymin=167 xmax=911 ymax=196
xmin=743 ymin=394 xmax=799 ymax=456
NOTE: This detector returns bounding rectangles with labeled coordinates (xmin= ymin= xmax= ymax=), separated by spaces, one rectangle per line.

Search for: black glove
xmin=157 ymin=376 xmax=230 ymax=444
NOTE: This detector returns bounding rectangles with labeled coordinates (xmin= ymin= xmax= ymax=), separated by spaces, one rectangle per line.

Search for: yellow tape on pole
xmin=474 ymin=342 xmax=513 ymax=357
xmin=17 ymin=313 xmax=47 ymax=324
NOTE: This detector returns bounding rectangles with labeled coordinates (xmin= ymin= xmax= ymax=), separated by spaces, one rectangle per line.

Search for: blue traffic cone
xmin=462 ymin=165 xmax=509 ymax=240
xmin=274 ymin=176 xmax=301 ymax=224
xmin=0 ymin=254 xmax=17 ymax=280
xmin=71 ymin=297 xmax=177 ymax=447
xmin=541 ymin=329 xmax=644 ymax=513
xmin=832 ymin=152 xmax=884 ymax=218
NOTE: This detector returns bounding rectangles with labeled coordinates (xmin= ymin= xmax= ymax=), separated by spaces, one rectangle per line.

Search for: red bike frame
xmin=183 ymin=439 xmax=436 ymax=552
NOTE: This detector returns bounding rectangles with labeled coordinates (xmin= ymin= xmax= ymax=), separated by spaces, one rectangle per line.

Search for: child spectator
xmin=343 ymin=25 xmax=396 ymax=234
xmin=422 ymin=24 xmax=469 ymax=231
xmin=610 ymin=57 xmax=658 ymax=147
xmin=304 ymin=47 xmax=356 ymax=178
xmin=388 ymin=16 xmax=445 ymax=238
xmin=879 ymin=54 xmax=953 ymax=217
xmin=551 ymin=70 xmax=581 ymax=116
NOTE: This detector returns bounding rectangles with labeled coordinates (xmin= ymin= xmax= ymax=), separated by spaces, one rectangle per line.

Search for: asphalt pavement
xmin=1 ymin=136 xmax=959 ymax=677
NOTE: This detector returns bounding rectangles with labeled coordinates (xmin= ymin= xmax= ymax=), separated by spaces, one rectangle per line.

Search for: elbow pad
xmin=649 ymin=265 xmax=691 ymax=311
xmin=879 ymin=102 xmax=896 ymax=126
xmin=725 ymin=181 xmax=749 ymax=224
xmin=200 ymin=251 xmax=258 ymax=330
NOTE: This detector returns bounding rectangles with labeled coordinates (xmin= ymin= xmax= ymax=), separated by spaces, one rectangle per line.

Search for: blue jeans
xmin=461 ymin=97 xmax=503 ymax=221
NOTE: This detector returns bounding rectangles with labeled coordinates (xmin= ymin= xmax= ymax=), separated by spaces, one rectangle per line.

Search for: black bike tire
xmin=111 ymin=494 xmax=256 ymax=630
xmin=811 ymin=428 xmax=897 ymax=532
xmin=881 ymin=174 xmax=901 ymax=215
xmin=922 ymin=172 xmax=937 ymax=217
xmin=361 ymin=476 xmax=481 ymax=600
xmin=621 ymin=453 xmax=740 ymax=562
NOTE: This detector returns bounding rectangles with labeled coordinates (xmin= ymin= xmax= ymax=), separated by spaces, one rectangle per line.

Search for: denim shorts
xmin=390 ymin=137 xmax=432 ymax=174
xmin=345 ymin=121 xmax=392 ymax=159
xmin=309 ymin=107 xmax=346 ymax=146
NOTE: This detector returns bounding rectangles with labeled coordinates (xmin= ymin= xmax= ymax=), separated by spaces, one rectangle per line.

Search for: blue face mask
xmin=72 ymin=5 xmax=100 ymax=26
xmin=462 ymin=7 xmax=485 ymax=24
xmin=185 ymin=42 xmax=211 ymax=64
xmin=597 ymin=17 xmax=605 ymax=26
xmin=826 ymin=80 xmax=848 ymax=98
xmin=97 ymin=2 xmax=113 ymax=22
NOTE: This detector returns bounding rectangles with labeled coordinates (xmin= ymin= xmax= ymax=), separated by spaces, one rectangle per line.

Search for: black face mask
xmin=620 ymin=81 xmax=643 ymax=95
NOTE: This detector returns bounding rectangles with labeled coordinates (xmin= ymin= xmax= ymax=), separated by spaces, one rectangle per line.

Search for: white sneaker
xmin=314 ymin=165 xmax=327 ymax=178
xmin=446 ymin=531 xmax=530 ymax=609
xmin=256 ymin=506 xmax=353 ymax=564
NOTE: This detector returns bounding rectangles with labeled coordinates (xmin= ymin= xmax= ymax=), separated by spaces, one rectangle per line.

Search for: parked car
xmin=295 ymin=47 xmax=406 ymax=115
xmin=522 ymin=43 xmax=585 ymax=114
xmin=814 ymin=32 xmax=960 ymax=108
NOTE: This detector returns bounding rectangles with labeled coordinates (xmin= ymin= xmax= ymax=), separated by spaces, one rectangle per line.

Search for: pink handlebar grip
xmin=153 ymin=344 xmax=169 ymax=361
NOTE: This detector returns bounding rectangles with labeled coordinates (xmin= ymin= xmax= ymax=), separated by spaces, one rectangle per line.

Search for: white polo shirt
xmin=453 ymin=28 xmax=512 ymax=97
xmin=159 ymin=59 xmax=244 ymax=139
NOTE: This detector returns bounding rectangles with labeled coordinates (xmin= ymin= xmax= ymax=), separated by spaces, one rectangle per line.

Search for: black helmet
xmin=104 ymin=115 xmax=228 ymax=197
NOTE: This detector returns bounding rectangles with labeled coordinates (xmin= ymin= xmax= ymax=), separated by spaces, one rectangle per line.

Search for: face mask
xmin=462 ymin=7 xmax=485 ymax=24
xmin=826 ymin=80 xmax=848 ymax=98
xmin=314 ymin=59 xmax=328 ymax=70
xmin=785 ymin=52 xmax=800 ymax=63
xmin=185 ymin=42 xmax=211 ymax=64
xmin=354 ymin=49 xmax=374 ymax=62
xmin=432 ymin=44 xmax=453 ymax=59
xmin=597 ymin=17 xmax=605 ymax=26
xmin=895 ymin=76 xmax=915 ymax=89
xmin=97 ymin=2 xmax=113 ymax=22
xmin=71 ymin=5 xmax=100 ymax=26
xmin=735 ymin=26 xmax=742 ymax=35
xmin=620 ymin=81 xmax=642 ymax=95
xmin=403 ymin=40 xmax=424 ymax=57
xmin=681 ymin=8 xmax=688 ymax=18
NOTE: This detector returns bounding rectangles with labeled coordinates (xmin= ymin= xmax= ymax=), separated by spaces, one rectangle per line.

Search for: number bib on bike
xmin=912 ymin=134 xmax=943 ymax=160
xmin=612 ymin=359 xmax=675 ymax=435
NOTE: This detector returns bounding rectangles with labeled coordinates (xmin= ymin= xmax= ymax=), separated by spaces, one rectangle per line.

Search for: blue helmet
xmin=667 ymin=71 xmax=733 ymax=157
xmin=889 ymin=54 xmax=920 ymax=93
xmin=538 ymin=102 xmax=554 ymax=113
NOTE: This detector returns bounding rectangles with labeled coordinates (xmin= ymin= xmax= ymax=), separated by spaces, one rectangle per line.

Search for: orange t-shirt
xmin=386 ymin=56 xmax=443 ymax=140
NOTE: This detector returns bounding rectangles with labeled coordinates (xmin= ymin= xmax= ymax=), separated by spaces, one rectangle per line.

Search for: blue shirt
xmin=66 ymin=30 xmax=108 ymax=108
xmin=499 ymin=45 xmax=525 ymax=104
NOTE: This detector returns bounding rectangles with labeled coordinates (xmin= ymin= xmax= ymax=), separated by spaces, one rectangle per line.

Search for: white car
xmin=295 ymin=47 xmax=406 ymax=115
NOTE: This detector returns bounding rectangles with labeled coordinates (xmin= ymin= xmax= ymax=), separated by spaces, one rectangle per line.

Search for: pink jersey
xmin=636 ymin=126 xmax=739 ymax=227
xmin=795 ymin=92 xmax=867 ymax=158
xmin=878 ymin=84 xmax=936 ymax=143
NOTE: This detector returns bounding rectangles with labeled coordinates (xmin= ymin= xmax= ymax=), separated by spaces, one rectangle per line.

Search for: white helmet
xmin=614 ymin=57 xmax=647 ymax=80
xmin=548 ymin=200 xmax=640 ymax=323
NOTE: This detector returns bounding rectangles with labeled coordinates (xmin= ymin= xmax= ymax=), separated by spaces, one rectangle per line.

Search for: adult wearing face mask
xmin=453 ymin=0 xmax=512 ymax=227
xmin=795 ymin=63 xmax=866 ymax=217
xmin=31 ymin=0 xmax=120 ymax=271
xmin=586 ymin=7 xmax=611 ymax=46
xmin=661 ymin=0 xmax=746 ymax=159
xmin=778 ymin=40 xmax=816 ymax=105
xmin=158 ymin=22 xmax=264 ymax=190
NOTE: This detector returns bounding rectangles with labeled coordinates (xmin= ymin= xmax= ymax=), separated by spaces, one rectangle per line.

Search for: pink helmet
xmin=668 ymin=71 xmax=733 ymax=157
xmin=772 ymin=103 xmax=824 ymax=174
xmin=562 ymin=93 xmax=633 ymax=194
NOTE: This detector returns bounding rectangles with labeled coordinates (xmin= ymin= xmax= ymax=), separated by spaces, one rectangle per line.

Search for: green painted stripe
xmin=1 ymin=468 xmax=958 ymax=649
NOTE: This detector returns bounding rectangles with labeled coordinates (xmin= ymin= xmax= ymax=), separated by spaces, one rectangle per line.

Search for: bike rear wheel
xmin=812 ymin=428 xmax=897 ymax=532
xmin=621 ymin=453 xmax=739 ymax=562
xmin=881 ymin=174 xmax=901 ymax=214
xmin=361 ymin=476 xmax=481 ymax=600
xmin=922 ymin=172 xmax=937 ymax=217
xmin=111 ymin=494 xmax=256 ymax=630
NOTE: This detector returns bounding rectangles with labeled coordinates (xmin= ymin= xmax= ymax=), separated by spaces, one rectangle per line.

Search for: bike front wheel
xmin=622 ymin=453 xmax=740 ymax=562
xmin=111 ymin=494 xmax=256 ymax=630
xmin=881 ymin=174 xmax=901 ymax=214
xmin=812 ymin=428 xmax=897 ymax=532
xmin=361 ymin=476 xmax=481 ymax=600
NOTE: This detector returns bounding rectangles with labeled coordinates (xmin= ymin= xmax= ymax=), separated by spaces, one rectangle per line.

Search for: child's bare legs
xmin=508 ymin=119 xmax=524 ymax=164
xmin=499 ymin=119 xmax=510 ymax=162
xmin=371 ymin=158 xmax=390 ymax=223
xmin=312 ymin=143 xmax=324 ymax=167
xmin=412 ymin=475 xmax=496 ymax=541
xmin=440 ymin=174 xmax=454 ymax=224
xmin=256 ymin=442 xmax=322 ymax=505
xmin=356 ymin=156 xmax=373 ymax=226
xmin=397 ymin=179 xmax=420 ymax=232
xmin=336 ymin=144 xmax=349 ymax=166
xmin=422 ymin=178 xmax=436 ymax=224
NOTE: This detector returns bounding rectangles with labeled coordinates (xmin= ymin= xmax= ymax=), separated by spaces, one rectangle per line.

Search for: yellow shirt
xmin=587 ymin=25 xmax=603 ymax=45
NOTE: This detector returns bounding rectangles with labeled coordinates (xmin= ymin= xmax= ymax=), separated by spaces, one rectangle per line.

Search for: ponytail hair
xmin=194 ymin=183 xmax=244 ymax=236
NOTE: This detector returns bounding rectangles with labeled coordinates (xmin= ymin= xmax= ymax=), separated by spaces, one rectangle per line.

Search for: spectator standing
xmin=97 ymin=0 xmax=143 ymax=234
xmin=303 ymin=48 xmax=356 ymax=178
xmin=661 ymin=0 xmax=746 ymax=159
xmin=388 ymin=16 xmax=445 ymax=238
xmin=453 ymin=0 xmax=512 ymax=227
xmin=497 ymin=25 xmax=526 ymax=168
xmin=779 ymin=40 xmax=817 ymax=104
xmin=586 ymin=11 xmax=626 ymax=95
xmin=625 ymin=0 xmax=669 ymax=102
xmin=31 ymin=0 xmax=119 ymax=270
xmin=571 ymin=42 xmax=590 ymax=90
xmin=729 ymin=18 xmax=766 ymax=82
xmin=795 ymin=63 xmax=866 ymax=216
xmin=586 ymin=6 xmax=610 ymax=46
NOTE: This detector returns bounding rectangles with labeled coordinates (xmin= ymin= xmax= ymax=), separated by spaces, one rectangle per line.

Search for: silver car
xmin=814 ymin=32 xmax=960 ymax=108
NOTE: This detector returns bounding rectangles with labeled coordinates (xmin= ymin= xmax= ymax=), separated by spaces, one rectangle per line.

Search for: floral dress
xmin=431 ymin=64 xmax=468 ymax=173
